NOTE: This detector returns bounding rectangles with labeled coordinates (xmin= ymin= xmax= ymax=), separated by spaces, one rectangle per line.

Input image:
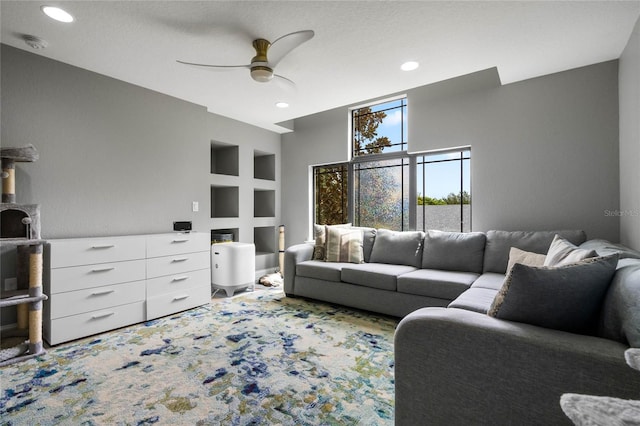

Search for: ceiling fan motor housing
xmin=250 ymin=39 xmax=273 ymax=82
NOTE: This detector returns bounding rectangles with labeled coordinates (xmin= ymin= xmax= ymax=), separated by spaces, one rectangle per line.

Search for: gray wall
xmin=619 ymin=16 xmax=640 ymax=250
xmin=283 ymin=61 xmax=621 ymax=246
xmin=1 ymin=44 xmax=281 ymax=325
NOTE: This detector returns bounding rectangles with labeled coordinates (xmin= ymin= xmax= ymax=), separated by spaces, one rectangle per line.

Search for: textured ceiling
xmin=2 ymin=1 xmax=639 ymax=133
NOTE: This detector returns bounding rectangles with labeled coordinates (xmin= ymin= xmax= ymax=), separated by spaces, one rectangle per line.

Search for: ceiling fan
xmin=177 ymin=30 xmax=314 ymax=86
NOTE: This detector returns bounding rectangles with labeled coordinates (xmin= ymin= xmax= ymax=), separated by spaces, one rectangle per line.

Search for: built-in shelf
xmin=254 ymin=150 xmax=275 ymax=181
xmin=210 ymin=185 xmax=239 ymax=218
xmin=211 ymin=141 xmax=239 ymax=177
xmin=254 ymin=226 xmax=276 ymax=255
xmin=254 ymin=189 xmax=275 ymax=218
xmin=211 ymin=228 xmax=239 ymax=243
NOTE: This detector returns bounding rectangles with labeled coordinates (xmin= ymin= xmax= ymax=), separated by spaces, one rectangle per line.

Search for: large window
xmin=313 ymin=97 xmax=471 ymax=232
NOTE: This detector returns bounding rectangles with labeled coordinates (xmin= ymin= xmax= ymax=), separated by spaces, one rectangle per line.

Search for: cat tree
xmin=0 ymin=144 xmax=47 ymax=366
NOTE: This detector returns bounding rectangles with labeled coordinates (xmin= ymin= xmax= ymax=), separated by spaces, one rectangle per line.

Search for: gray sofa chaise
xmin=285 ymin=227 xmax=640 ymax=424
xmin=393 ymin=236 xmax=640 ymax=425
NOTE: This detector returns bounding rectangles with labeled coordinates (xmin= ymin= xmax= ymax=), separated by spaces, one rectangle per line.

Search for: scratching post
xmin=278 ymin=225 xmax=285 ymax=277
xmin=2 ymin=158 xmax=16 ymax=203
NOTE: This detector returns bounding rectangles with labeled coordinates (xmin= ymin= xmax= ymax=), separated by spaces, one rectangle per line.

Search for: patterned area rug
xmin=1 ymin=290 xmax=397 ymax=425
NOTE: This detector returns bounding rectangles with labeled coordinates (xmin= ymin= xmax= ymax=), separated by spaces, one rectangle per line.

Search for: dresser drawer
xmin=49 ymin=280 xmax=145 ymax=319
xmin=45 ymin=301 xmax=145 ymax=345
xmin=146 ymin=233 xmax=209 ymax=258
xmin=146 ymin=285 xmax=211 ymax=320
xmin=50 ymin=236 xmax=146 ymax=268
xmin=146 ymin=251 xmax=210 ymax=279
xmin=146 ymin=268 xmax=210 ymax=298
xmin=49 ymin=259 xmax=146 ymax=293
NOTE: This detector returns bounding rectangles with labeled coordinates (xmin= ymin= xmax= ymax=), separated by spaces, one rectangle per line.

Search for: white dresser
xmin=43 ymin=232 xmax=211 ymax=345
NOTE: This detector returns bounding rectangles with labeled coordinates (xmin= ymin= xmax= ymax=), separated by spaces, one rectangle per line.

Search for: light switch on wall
xmin=192 ymin=201 xmax=199 ymax=212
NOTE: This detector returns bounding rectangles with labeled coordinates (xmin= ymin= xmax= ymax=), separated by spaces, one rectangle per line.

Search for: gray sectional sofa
xmin=284 ymin=227 xmax=640 ymax=424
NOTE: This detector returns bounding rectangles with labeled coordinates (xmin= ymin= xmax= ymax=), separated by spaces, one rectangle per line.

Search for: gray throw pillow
xmin=369 ymin=229 xmax=424 ymax=267
xmin=488 ymin=254 xmax=618 ymax=334
xmin=544 ymin=234 xmax=597 ymax=267
xmin=422 ymin=230 xmax=486 ymax=274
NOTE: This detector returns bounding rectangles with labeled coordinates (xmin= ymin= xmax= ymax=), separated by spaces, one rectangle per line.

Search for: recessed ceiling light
xmin=401 ymin=61 xmax=419 ymax=71
xmin=275 ymin=102 xmax=289 ymax=108
xmin=41 ymin=6 xmax=74 ymax=23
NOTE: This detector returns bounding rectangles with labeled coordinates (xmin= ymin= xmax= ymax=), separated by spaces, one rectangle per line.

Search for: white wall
xmin=283 ymin=62 xmax=620 ymax=246
xmin=619 ymin=16 xmax=640 ymax=250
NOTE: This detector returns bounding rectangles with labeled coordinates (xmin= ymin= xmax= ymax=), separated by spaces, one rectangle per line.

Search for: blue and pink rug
xmin=1 ymin=290 xmax=397 ymax=425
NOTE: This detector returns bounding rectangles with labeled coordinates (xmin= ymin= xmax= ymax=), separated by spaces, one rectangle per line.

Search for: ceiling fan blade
xmin=176 ymin=60 xmax=250 ymax=70
xmin=273 ymin=74 xmax=297 ymax=92
xmin=268 ymin=30 xmax=314 ymax=67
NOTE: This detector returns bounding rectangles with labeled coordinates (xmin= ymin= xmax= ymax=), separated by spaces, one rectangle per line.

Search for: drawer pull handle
xmin=91 ymin=311 xmax=115 ymax=320
xmin=172 ymin=276 xmax=189 ymax=282
xmin=91 ymin=267 xmax=115 ymax=273
xmin=173 ymin=294 xmax=190 ymax=301
xmin=172 ymin=257 xmax=188 ymax=263
xmin=91 ymin=289 xmax=115 ymax=296
xmin=172 ymin=239 xmax=189 ymax=243
xmin=91 ymin=244 xmax=115 ymax=249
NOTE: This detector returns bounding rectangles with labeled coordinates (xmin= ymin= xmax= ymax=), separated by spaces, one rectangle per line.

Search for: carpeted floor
xmin=0 ymin=289 xmax=398 ymax=425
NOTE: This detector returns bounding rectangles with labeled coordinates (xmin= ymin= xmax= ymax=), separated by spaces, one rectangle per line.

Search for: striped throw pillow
xmin=325 ymin=226 xmax=364 ymax=264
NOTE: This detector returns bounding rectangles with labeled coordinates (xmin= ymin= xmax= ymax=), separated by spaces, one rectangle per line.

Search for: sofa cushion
xmin=341 ymin=263 xmax=417 ymax=291
xmin=325 ymin=226 xmax=364 ymax=264
xmin=597 ymin=263 xmax=640 ymax=347
xmin=580 ymin=239 xmax=640 ymax=260
xmin=483 ymin=230 xmax=587 ymax=274
xmin=312 ymin=223 xmax=351 ymax=260
xmin=296 ymin=260 xmax=345 ymax=282
xmin=544 ymin=234 xmax=597 ymax=267
xmin=448 ymin=287 xmax=498 ymax=313
xmin=397 ymin=269 xmax=478 ymax=300
xmin=352 ymin=226 xmax=377 ymax=263
xmin=369 ymin=229 xmax=424 ymax=267
xmin=471 ymin=272 xmax=506 ymax=291
xmin=488 ymin=254 xmax=618 ymax=334
xmin=506 ymin=247 xmax=546 ymax=275
xmin=421 ymin=230 xmax=486 ymax=274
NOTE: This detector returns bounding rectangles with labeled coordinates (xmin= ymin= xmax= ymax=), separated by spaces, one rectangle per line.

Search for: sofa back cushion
xmin=353 ymin=226 xmax=377 ymax=263
xmin=483 ymin=230 xmax=587 ymax=274
xmin=597 ymin=261 xmax=640 ymax=348
xmin=422 ymin=230 xmax=486 ymax=274
xmin=369 ymin=229 xmax=424 ymax=267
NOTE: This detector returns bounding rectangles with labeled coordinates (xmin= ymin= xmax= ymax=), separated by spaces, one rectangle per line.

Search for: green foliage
xmin=315 ymin=165 xmax=348 ymax=225
xmin=353 ymin=107 xmax=391 ymax=156
xmin=418 ymin=191 xmax=470 ymax=206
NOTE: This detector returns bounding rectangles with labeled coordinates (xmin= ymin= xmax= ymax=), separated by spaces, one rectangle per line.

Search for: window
xmin=353 ymin=157 xmax=410 ymax=230
xmin=313 ymin=163 xmax=348 ymax=225
xmin=353 ymin=98 xmax=407 ymax=157
xmin=416 ymin=150 xmax=471 ymax=232
xmin=313 ymin=97 xmax=471 ymax=232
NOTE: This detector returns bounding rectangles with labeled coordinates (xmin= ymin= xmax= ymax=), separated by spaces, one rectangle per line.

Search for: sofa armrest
xmin=284 ymin=243 xmax=314 ymax=295
xmin=395 ymin=307 xmax=639 ymax=426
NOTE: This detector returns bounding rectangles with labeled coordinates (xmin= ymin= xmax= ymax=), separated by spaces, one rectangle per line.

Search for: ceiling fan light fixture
xmin=41 ymin=6 xmax=74 ymax=23
xmin=250 ymin=66 xmax=274 ymax=83
xmin=401 ymin=61 xmax=419 ymax=71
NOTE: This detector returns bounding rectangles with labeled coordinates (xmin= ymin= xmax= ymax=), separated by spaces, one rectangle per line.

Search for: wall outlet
xmin=192 ymin=201 xmax=199 ymax=212
xmin=4 ymin=277 xmax=17 ymax=291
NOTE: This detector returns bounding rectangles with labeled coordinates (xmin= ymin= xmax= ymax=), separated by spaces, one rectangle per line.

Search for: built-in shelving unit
xmin=209 ymin=140 xmax=280 ymax=275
